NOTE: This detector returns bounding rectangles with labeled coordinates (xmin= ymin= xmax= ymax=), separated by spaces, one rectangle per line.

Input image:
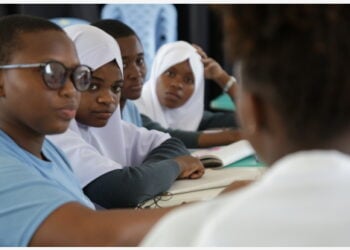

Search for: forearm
xmin=29 ymin=202 xmax=174 ymax=246
xmin=143 ymin=137 xmax=190 ymax=163
xmin=95 ymin=206 xmax=174 ymax=246
xmin=198 ymin=111 xmax=239 ymax=130
xmin=219 ymin=180 xmax=253 ymax=195
xmin=211 ymin=70 xmax=237 ymax=102
xmin=84 ymin=160 xmax=180 ymax=208
xmin=198 ymin=129 xmax=242 ymax=148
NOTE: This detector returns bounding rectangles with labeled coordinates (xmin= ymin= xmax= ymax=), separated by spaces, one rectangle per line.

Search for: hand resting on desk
xmin=174 ymin=155 xmax=205 ymax=179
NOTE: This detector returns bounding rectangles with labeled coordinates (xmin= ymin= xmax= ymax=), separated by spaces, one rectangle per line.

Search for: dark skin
xmin=236 ymin=75 xmax=350 ymax=166
xmin=76 ymin=58 xmax=204 ymax=179
xmin=220 ymin=180 xmax=253 ymax=194
xmin=116 ymin=35 xmax=242 ymax=147
xmin=0 ymin=30 xmax=81 ymax=159
xmin=220 ymin=68 xmax=350 ymax=194
xmin=193 ymin=44 xmax=237 ymax=102
xmin=156 ymin=60 xmax=195 ymax=109
xmin=193 ymin=44 xmax=242 ymax=147
xmin=0 ymin=30 xmax=173 ymax=246
xmin=116 ymin=35 xmax=146 ymax=109
xmin=76 ymin=61 xmax=123 ymax=128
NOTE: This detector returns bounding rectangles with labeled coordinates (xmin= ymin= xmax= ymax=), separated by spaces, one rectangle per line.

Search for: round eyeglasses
xmin=0 ymin=60 xmax=92 ymax=92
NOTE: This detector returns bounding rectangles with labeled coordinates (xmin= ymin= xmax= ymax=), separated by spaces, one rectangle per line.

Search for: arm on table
xmin=30 ymin=202 xmax=173 ymax=246
xmin=219 ymin=180 xmax=254 ymax=195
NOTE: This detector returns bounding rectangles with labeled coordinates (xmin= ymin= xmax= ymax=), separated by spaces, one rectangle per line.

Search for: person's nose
xmin=128 ymin=63 xmax=143 ymax=79
xmin=97 ymin=89 xmax=118 ymax=105
xmin=170 ymin=77 xmax=184 ymax=90
xmin=60 ymin=78 xmax=78 ymax=98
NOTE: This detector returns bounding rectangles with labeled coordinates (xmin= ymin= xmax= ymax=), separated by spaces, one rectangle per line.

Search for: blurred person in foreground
xmin=140 ymin=5 xmax=350 ymax=246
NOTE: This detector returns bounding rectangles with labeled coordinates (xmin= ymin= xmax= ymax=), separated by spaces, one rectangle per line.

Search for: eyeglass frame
xmin=0 ymin=60 xmax=92 ymax=92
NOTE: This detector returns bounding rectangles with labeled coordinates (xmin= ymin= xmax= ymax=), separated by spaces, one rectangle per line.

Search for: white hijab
xmin=64 ymin=24 xmax=123 ymax=75
xmin=48 ymin=25 xmax=169 ymax=187
xmin=64 ymin=24 xmax=129 ymax=163
xmin=134 ymin=41 xmax=204 ymax=131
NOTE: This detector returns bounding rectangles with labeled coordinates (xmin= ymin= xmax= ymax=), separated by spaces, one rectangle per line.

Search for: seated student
xmin=140 ymin=5 xmax=350 ymax=246
xmin=47 ymin=24 xmax=205 ymax=209
xmin=0 ymin=14 xmax=172 ymax=247
xmin=134 ymin=40 xmax=239 ymax=134
xmin=92 ymin=19 xmax=242 ymax=148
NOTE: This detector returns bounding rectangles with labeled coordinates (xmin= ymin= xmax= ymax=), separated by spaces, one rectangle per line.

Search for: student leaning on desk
xmin=0 ymin=14 xmax=195 ymax=246
xmin=93 ymin=19 xmax=241 ymax=149
xmin=140 ymin=5 xmax=350 ymax=246
xmin=133 ymin=39 xmax=243 ymax=148
xmin=2 ymin=6 xmax=350 ymax=246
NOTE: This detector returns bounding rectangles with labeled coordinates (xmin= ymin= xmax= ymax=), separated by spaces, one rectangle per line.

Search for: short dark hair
xmin=218 ymin=5 xmax=350 ymax=146
xmin=91 ymin=19 xmax=139 ymax=40
xmin=0 ymin=14 xmax=63 ymax=65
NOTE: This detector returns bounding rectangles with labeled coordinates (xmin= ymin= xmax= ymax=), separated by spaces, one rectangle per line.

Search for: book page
xmin=191 ymin=140 xmax=255 ymax=167
xmin=167 ymin=167 xmax=266 ymax=195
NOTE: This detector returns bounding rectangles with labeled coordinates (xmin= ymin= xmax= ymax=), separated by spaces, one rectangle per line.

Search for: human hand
xmin=192 ymin=43 xmax=230 ymax=86
xmin=174 ymin=155 xmax=205 ymax=179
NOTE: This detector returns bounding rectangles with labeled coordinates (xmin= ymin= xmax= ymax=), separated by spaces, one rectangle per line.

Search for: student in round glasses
xmin=47 ymin=24 xmax=205 ymax=210
xmin=0 ymin=61 xmax=91 ymax=92
xmin=0 ymin=14 xmax=177 ymax=246
xmin=92 ymin=19 xmax=242 ymax=148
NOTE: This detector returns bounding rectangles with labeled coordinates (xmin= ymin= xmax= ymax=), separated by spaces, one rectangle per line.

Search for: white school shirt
xmin=48 ymin=108 xmax=170 ymax=187
xmin=52 ymin=25 xmax=171 ymax=187
xmin=141 ymin=150 xmax=350 ymax=246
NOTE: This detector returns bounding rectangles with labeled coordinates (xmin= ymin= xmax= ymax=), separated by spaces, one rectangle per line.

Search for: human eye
xmin=136 ymin=56 xmax=145 ymax=66
xmin=184 ymin=76 xmax=194 ymax=85
xmin=165 ymin=70 xmax=176 ymax=78
xmin=111 ymin=82 xmax=123 ymax=94
xmin=89 ymin=83 xmax=100 ymax=91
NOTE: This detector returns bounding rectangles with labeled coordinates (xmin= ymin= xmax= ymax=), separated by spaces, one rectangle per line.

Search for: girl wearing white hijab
xmin=48 ymin=25 xmax=204 ymax=209
xmin=136 ymin=41 xmax=204 ymax=131
xmin=135 ymin=41 xmax=238 ymax=133
xmin=93 ymin=21 xmax=242 ymax=148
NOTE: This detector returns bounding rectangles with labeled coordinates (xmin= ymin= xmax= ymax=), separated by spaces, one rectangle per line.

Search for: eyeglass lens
xmin=42 ymin=61 xmax=91 ymax=91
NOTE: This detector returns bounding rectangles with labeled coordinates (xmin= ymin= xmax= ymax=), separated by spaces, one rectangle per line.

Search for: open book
xmin=191 ymin=140 xmax=255 ymax=168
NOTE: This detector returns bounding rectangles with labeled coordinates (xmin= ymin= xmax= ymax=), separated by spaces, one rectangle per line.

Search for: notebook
xmin=191 ymin=140 xmax=255 ymax=168
xmin=167 ymin=167 xmax=266 ymax=195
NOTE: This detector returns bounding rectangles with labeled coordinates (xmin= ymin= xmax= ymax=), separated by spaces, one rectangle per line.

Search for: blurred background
xmin=0 ymin=4 xmax=233 ymax=111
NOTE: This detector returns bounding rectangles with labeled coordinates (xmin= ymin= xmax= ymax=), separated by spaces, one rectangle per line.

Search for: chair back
xmin=50 ymin=17 xmax=90 ymax=28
